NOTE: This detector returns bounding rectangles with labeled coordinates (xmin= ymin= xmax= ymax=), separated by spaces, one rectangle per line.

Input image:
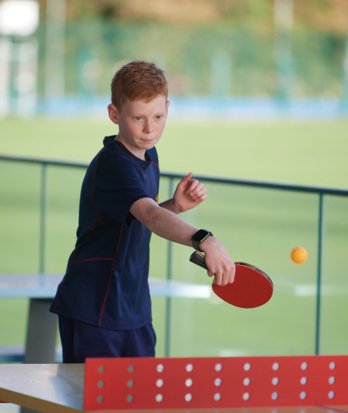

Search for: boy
xmin=50 ymin=61 xmax=235 ymax=362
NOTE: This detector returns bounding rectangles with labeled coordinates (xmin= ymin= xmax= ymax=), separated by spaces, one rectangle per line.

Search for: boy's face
xmin=108 ymin=95 xmax=169 ymax=159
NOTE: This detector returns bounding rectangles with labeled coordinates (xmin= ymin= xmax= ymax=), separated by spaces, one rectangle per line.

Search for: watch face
xmin=191 ymin=229 xmax=213 ymax=251
xmin=191 ymin=229 xmax=212 ymax=251
xmin=194 ymin=229 xmax=211 ymax=242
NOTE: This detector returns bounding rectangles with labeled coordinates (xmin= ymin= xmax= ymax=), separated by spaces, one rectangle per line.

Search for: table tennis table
xmin=0 ymin=274 xmax=211 ymax=362
xmin=0 ymin=356 xmax=347 ymax=413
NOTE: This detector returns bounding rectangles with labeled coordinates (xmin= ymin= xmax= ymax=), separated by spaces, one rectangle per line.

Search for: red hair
xmin=111 ymin=61 xmax=168 ymax=109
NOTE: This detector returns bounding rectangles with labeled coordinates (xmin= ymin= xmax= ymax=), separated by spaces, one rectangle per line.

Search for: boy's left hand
xmin=173 ymin=172 xmax=207 ymax=213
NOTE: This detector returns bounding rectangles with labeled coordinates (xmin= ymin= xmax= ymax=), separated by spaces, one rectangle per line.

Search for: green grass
xmin=1 ymin=116 xmax=348 ymax=357
xmin=1 ymin=117 xmax=348 ymax=188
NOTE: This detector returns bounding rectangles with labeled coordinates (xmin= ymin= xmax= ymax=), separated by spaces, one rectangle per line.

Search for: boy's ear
xmin=107 ymin=104 xmax=119 ymax=124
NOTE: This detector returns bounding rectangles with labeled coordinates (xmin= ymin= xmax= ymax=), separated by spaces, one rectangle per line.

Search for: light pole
xmin=274 ymin=0 xmax=294 ymax=103
xmin=0 ymin=0 xmax=39 ymax=116
xmin=44 ymin=0 xmax=66 ymax=99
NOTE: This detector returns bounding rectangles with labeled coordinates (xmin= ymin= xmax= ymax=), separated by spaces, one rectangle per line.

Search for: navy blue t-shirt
xmin=50 ymin=136 xmax=160 ymax=330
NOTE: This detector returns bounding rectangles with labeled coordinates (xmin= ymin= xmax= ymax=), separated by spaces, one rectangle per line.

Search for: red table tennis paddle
xmin=190 ymin=251 xmax=273 ymax=308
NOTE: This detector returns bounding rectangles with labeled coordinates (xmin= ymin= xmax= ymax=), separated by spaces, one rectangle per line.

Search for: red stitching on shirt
xmin=97 ymin=223 xmax=124 ymax=326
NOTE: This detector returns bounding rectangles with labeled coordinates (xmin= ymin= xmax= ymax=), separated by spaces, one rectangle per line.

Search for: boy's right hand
xmin=199 ymin=236 xmax=235 ymax=286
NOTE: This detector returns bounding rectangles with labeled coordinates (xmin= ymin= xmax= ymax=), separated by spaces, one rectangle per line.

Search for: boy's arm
xmin=130 ymin=197 xmax=235 ymax=286
xmin=159 ymin=172 xmax=207 ymax=214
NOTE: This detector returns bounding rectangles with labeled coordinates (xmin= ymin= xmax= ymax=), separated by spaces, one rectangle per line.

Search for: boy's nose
xmin=143 ymin=119 xmax=153 ymax=133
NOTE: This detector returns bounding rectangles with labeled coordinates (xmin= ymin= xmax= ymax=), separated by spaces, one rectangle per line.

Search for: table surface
xmin=0 ymin=275 xmax=211 ymax=299
xmin=0 ymin=364 xmax=348 ymax=413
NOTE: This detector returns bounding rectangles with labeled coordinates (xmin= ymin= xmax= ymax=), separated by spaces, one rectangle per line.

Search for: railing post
xmin=315 ymin=193 xmax=324 ymax=355
xmin=39 ymin=163 xmax=47 ymax=282
xmin=164 ymin=177 xmax=175 ymax=357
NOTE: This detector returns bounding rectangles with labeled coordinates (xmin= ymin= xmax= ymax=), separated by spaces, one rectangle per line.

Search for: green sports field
xmin=1 ymin=117 xmax=348 ymax=188
xmin=0 ymin=116 xmax=348 ymax=357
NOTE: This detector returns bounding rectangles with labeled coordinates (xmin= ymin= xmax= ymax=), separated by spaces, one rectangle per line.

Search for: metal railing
xmin=1 ymin=154 xmax=348 ymax=356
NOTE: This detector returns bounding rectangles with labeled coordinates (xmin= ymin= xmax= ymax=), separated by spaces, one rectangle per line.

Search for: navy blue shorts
xmin=58 ymin=316 xmax=156 ymax=362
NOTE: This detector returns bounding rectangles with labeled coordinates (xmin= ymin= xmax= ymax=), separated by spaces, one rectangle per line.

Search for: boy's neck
xmin=115 ymin=136 xmax=146 ymax=161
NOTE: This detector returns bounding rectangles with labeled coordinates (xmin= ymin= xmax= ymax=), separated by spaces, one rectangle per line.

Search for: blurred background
xmin=1 ymin=0 xmax=348 ymax=118
xmin=0 ymin=0 xmax=348 ymax=383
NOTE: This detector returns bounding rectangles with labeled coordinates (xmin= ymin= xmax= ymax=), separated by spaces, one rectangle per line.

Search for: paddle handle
xmin=189 ymin=251 xmax=208 ymax=269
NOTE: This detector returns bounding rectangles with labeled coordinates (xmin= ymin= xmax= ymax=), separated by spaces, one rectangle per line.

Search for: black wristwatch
xmin=191 ymin=229 xmax=213 ymax=251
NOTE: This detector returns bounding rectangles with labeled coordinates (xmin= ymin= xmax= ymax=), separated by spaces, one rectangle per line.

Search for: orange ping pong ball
xmin=291 ymin=247 xmax=308 ymax=264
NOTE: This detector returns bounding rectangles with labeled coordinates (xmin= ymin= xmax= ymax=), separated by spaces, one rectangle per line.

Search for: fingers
xmin=185 ymin=178 xmax=207 ymax=201
xmin=189 ymin=184 xmax=207 ymax=201
xmin=200 ymin=237 xmax=235 ymax=287
xmin=212 ymin=265 xmax=236 ymax=286
xmin=178 ymin=172 xmax=208 ymax=201
xmin=180 ymin=171 xmax=192 ymax=183
xmin=203 ymin=243 xmax=236 ymax=286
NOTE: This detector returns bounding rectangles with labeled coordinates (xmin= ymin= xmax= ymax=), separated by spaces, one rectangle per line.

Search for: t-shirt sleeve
xmin=93 ymin=151 xmax=149 ymax=222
